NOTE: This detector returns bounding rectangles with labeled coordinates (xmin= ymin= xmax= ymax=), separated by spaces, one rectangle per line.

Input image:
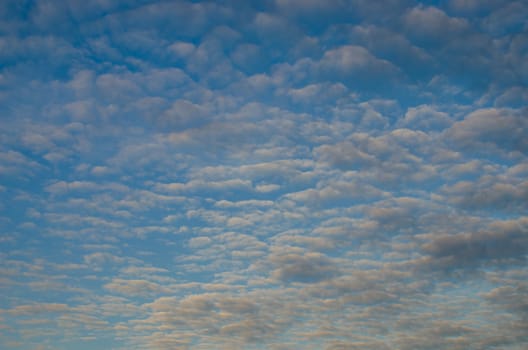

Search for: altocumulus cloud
xmin=1 ymin=0 xmax=528 ymax=349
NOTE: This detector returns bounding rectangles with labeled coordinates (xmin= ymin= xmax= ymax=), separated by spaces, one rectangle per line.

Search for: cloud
xmin=156 ymin=178 xmax=253 ymax=194
xmin=442 ymin=176 xmax=528 ymax=212
xmin=314 ymin=141 xmax=378 ymax=170
xmin=316 ymin=45 xmax=402 ymax=87
xmin=168 ymin=41 xmax=195 ymax=58
xmin=188 ymin=236 xmax=212 ymax=248
xmin=326 ymin=340 xmax=391 ymax=350
xmin=6 ymin=303 xmax=69 ymax=316
xmin=481 ymin=1 xmax=528 ymax=36
xmin=403 ymin=5 xmax=469 ymax=45
xmin=399 ymin=105 xmax=452 ymax=130
xmin=446 ymin=108 xmax=528 ymax=154
xmin=1 ymin=1 xmax=527 ymax=349
xmin=96 ymin=73 xmax=142 ymax=103
xmin=140 ymin=291 xmax=298 ymax=347
xmin=313 ymin=131 xmax=437 ymax=185
xmin=45 ymin=180 xmax=128 ymax=195
xmin=104 ymin=278 xmax=171 ymax=297
xmin=285 ymin=180 xmax=387 ymax=207
xmin=0 ymin=149 xmax=44 ymax=176
xmin=482 ymin=279 xmax=528 ymax=320
xmin=421 ymin=217 xmax=528 ymax=271
xmin=157 ymin=99 xmax=211 ymax=130
xmin=269 ymin=250 xmax=341 ymax=283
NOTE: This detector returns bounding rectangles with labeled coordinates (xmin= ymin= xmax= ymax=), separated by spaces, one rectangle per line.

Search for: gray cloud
xmin=270 ymin=250 xmax=341 ymax=283
xmin=442 ymin=173 xmax=528 ymax=212
xmin=446 ymin=108 xmax=528 ymax=155
xmin=422 ymin=217 xmax=528 ymax=271
xmin=399 ymin=105 xmax=452 ymax=130
xmin=403 ymin=5 xmax=470 ymax=46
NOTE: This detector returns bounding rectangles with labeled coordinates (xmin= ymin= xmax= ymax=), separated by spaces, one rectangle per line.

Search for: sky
xmin=0 ymin=0 xmax=527 ymax=349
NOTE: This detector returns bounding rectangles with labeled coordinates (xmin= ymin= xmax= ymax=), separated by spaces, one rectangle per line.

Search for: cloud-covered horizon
xmin=1 ymin=0 xmax=527 ymax=349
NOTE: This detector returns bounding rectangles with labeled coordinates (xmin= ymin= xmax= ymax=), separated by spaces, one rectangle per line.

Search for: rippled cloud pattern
xmin=1 ymin=0 xmax=527 ymax=349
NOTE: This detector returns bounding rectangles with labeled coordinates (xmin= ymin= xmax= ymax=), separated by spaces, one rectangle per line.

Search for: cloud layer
xmin=1 ymin=0 xmax=527 ymax=349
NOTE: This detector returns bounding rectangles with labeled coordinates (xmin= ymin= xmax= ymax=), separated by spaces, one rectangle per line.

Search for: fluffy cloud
xmin=1 ymin=1 xmax=527 ymax=349
xmin=270 ymin=251 xmax=341 ymax=283
xmin=446 ymin=108 xmax=528 ymax=155
xmin=422 ymin=217 xmax=528 ymax=271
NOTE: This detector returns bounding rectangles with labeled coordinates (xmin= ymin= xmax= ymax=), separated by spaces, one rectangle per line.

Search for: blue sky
xmin=1 ymin=0 xmax=527 ymax=349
